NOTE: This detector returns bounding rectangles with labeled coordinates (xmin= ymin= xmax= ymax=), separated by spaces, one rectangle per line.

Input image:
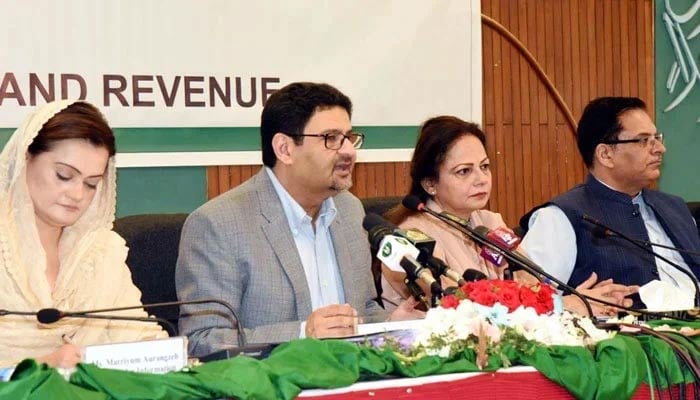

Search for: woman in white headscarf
xmin=0 ymin=100 xmax=165 ymax=369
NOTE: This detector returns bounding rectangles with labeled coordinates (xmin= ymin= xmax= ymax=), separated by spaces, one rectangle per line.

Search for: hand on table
xmin=564 ymin=272 xmax=639 ymax=316
xmin=36 ymin=343 xmax=82 ymax=369
xmin=389 ymin=297 xmax=427 ymax=321
xmin=305 ymin=304 xmax=359 ymax=338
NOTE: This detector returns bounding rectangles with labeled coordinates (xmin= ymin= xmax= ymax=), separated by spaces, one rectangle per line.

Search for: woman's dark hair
xmin=385 ymin=116 xmax=486 ymax=224
xmin=28 ymin=101 xmax=115 ymax=157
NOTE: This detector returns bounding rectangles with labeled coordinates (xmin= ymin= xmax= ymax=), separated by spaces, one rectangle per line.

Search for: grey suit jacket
xmin=176 ymin=169 xmax=386 ymax=356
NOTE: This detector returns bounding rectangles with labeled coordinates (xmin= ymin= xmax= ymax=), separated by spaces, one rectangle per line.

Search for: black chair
xmin=113 ymin=213 xmax=188 ymax=334
xmin=361 ymin=196 xmax=402 ymax=218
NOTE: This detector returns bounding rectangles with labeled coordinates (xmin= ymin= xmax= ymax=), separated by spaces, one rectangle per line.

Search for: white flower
xmin=409 ymin=298 xmax=614 ymax=360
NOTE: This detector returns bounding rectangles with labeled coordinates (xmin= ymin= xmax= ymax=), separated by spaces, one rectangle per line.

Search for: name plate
xmin=84 ymin=336 xmax=188 ymax=374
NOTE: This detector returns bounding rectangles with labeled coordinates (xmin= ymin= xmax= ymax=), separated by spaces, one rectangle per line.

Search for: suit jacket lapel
xmin=330 ymin=212 xmax=361 ymax=310
xmin=256 ymin=171 xmax=313 ymax=318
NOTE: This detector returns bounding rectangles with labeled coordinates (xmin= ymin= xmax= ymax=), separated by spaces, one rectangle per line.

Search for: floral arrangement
xmin=368 ymin=279 xmax=614 ymax=369
xmin=442 ymin=279 xmax=556 ymax=314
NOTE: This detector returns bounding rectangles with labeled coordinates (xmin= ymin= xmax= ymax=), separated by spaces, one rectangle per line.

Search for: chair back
xmin=113 ymin=213 xmax=188 ymax=333
xmin=361 ymin=196 xmax=402 ymax=218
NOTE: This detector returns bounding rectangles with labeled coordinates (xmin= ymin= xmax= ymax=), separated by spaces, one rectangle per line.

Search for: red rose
xmin=499 ymin=279 xmax=520 ymax=292
xmin=534 ymin=285 xmax=554 ymax=314
xmin=468 ymin=284 xmax=498 ymax=307
xmin=519 ymin=286 xmax=539 ymax=309
xmin=460 ymin=282 xmax=475 ymax=297
xmin=440 ymin=294 xmax=460 ymax=309
xmin=496 ymin=287 xmax=520 ymax=312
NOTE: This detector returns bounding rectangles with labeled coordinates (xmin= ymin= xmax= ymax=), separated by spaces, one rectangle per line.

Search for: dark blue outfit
xmin=531 ymin=174 xmax=700 ymax=308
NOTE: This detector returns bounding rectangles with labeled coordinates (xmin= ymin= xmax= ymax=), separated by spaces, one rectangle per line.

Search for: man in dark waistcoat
xmin=521 ymin=97 xmax=700 ymax=311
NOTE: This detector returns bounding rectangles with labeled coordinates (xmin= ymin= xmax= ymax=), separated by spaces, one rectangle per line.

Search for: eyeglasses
xmin=288 ymin=130 xmax=365 ymax=150
xmin=602 ymin=132 xmax=664 ymax=147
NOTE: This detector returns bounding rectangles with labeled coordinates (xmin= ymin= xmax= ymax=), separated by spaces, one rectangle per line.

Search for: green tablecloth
xmin=1 ymin=323 xmax=698 ymax=400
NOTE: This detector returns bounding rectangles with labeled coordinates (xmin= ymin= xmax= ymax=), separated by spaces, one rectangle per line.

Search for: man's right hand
xmin=305 ymin=304 xmax=359 ymax=338
xmin=564 ymin=272 xmax=639 ymax=316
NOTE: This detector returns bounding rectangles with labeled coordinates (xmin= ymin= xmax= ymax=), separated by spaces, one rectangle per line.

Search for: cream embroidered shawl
xmin=0 ymin=100 xmax=165 ymax=367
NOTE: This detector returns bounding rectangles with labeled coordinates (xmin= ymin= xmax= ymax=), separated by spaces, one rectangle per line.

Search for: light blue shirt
xmin=522 ymin=177 xmax=695 ymax=292
xmin=265 ymin=168 xmax=346 ymax=337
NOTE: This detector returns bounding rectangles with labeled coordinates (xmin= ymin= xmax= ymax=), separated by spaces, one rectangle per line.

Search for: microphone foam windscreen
xmin=473 ymin=225 xmax=491 ymax=237
xmin=362 ymin=213 xmax=392 ymax=232
xmin=401 ymin=195 xmax=422 ymax=211
xmin=37 ymin=308 xmax=62 ymax=324
xmin=362 ymin=213 xmax=396 ymax=250
xmin=462 ymin=269 xmax=488 ymax=282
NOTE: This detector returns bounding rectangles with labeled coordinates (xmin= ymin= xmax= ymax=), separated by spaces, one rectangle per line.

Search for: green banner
xmin=655 ymin=0 xmax=700 ymax=201
xmin=1 ymin=126 xmax=419 ymax=153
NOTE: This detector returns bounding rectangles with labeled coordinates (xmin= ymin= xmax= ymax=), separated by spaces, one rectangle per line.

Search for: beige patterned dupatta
xmin=0 ymin=100 xmax=164 ymax=367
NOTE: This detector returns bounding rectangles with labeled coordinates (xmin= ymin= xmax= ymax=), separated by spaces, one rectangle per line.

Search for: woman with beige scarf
xmin=0 ymin=100 xmax=165 ymax=369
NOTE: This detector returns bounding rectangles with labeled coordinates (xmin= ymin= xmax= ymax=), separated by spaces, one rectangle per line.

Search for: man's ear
xmin=594 ymin=143 xmax=615 ymax=169
xmin=272 ymin=133 xmax=293 ymax=165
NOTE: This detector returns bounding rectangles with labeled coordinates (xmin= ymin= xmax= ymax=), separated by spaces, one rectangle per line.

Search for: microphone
xmin=403 ymin=196 xmax=554 ymax=286
xmin=404 ymin=278 xmax=430 ymax=311
xmin=485 ymin=226 xmax=522 ymax=249
xmin=592 ymin=226 xmax=700 ymax=257
xmin=37 ymin=308 xmax=178 ymax=337
xmin=463 ymin=269 xmax=488 ymax=282
xmin=0 ymin=307 xmax=177 ymax=339
xmin=36 ymin=299 xmax=248 ymax=346
xmin=439 ymin=211 xmax=505 ymax=266
xmin=399 ymin=256 xmax=443 ymax=300
xmin=471 ymin=226 xmax=559 ymax=288
xmin=583 ymin=214 xmax=700 ymax=308
xmin=364 ymin=213 xmax=470 ymax=286
xmin=418 ymin=249 xmax=466 ymax=286
xmin=363 ymin=214 xmax=444 ymax=301
xmin=401 ymin=195 xmax=599 ymax=318
xmin=398 ymin=195 xmax=700 ymax=322
xmin=364 ymin=213 xmax=467 ymax=286
xmin=364 ymin=213 xmax=436 ymax=255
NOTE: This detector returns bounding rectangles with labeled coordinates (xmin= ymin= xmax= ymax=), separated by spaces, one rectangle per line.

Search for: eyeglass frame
xmin=601 ymin=132 xmax=664 ymax=147
xmin=287 ymin=130 xmax=365 ymax=150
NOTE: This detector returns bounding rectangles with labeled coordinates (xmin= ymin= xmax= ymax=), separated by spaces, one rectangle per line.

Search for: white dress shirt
xmin=266 ymin=168 xmax=346 ymax=337
xmin=522 ymin=178 xmax=696 ymax=292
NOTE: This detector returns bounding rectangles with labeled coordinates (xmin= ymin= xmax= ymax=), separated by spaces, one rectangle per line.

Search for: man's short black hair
xmin=577 ymin=96 xmax=647 ymax=167
xmin=260 ymin=82 xmax=353 ymax=168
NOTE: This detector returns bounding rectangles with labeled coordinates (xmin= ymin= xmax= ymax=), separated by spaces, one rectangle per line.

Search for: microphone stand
xmin=412 ymin=203 xmax=595 ymax=320
xmin=640 ymin=240 xmax=700 ymax=257
xmin=63 ymin=314 xmax=177 ymax=337
xmin=584 ymin=214 xmax=700 ymax=309
xmin=0 ymin=310 xmax=34 ymax=317
xmin=1 ymin=309 xmax=178 ymax=339
xmin=44 ymin=298 xmax=247 ymax=346
xmin=404 ymin=278 xmax=430 ymax=311
xmin=594 ymin=226 xmax=700 ymax=257
xmin=401 ymin=195 xmax=700 ymax=323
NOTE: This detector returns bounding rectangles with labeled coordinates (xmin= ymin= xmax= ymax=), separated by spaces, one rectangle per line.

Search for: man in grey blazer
xmin=176 ymin=82 xmax=415 ymax=357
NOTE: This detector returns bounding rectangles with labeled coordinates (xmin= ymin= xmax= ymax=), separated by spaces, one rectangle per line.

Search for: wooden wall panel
xmin=206 ymin=0 xmax=654 ymax=227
